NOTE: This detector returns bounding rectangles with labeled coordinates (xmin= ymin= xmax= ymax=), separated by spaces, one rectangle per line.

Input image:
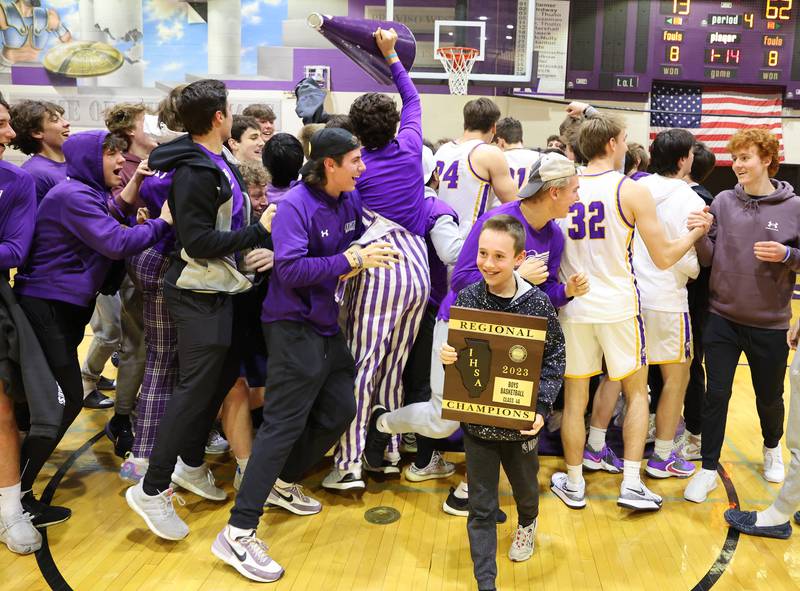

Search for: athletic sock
xmin=756 ymin=505 xmax=791 ymax=527
xmin=587 ymin=426 xmax=606 ymax=451
xmin=0 ymin=482 xmax=24 ymax=519
xmin=110 ymin=413 xmax=130 ymax=428
xmin=454 ymin=481 xmax=469 ymax=499
xmin=654 ymin=438 xmax=672 ymax=459
xmin=622 ymin=460 xmax=642 ymax=488
xmin=566 ymin=464 xmax=584 ymax=488
xmin=236 ymin=456 xmax=249 ymax=473
xmin=414 ymin=435 xmax=435 ymax=469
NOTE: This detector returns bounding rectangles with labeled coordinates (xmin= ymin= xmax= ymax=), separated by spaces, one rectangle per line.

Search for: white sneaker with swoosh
xmin=212 ymin=526 xmax=284 ymax=583
xmin=266 ymin=483 xmax=322 ymax=515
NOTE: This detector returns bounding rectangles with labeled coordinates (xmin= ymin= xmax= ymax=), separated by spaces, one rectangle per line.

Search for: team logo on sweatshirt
xmin=344 ymin=220 xmax=356 ymax=233
xmin=525 ymin=250 xmax=550 ymax=265
xmin=320 ymin=229 xmax=329 ymax=237
xmin=767 ymin=221 xmax=779 ymax=231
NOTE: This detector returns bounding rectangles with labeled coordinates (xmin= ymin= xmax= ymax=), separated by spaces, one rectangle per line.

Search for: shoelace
xmin=512 ymin=526 xmax=533 ymax=549
xmin=239 ymin=534 xmax=271 ymax=564
xmin=283 ymin=484 xmax=308 ymax=503
xmin=158 ymin=489 xmax=186 ymax=519
xmin=0 ymin=512 xmax=35 ymax=535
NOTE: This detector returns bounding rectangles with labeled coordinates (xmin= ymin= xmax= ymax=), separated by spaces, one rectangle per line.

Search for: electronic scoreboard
xmin=566 ymin=0 xmax=800 ymax=99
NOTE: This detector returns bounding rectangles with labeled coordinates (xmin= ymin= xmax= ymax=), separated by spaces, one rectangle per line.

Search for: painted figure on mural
xmin=0 ymin=0 xmax=72 ymax=69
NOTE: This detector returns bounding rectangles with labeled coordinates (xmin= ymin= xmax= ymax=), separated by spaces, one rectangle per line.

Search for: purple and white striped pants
xmin=129 ymin=247 xmax=178 ymax=459
xmin=334 ymin=227 xmax=430 ymax=471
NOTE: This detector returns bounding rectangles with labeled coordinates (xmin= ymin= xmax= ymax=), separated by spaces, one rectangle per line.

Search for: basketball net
xmin=436 ymin=47 xmax=479 ymax=96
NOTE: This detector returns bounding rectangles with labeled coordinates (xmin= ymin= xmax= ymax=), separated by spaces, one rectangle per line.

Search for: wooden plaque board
xmin=442 ymin=306 xmax=548 ymax=430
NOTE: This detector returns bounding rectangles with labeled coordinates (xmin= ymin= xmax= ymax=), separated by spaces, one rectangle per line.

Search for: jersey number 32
xmin=568 ymin=201 xmax=606 ymax=239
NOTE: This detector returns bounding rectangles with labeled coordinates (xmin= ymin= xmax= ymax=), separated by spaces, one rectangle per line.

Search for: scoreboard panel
xmin=566 ymin=0 xmax=800 ymax=99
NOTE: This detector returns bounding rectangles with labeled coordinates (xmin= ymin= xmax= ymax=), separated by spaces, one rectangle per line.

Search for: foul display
xmin=566 ymin=0 xmax=800 ymax=99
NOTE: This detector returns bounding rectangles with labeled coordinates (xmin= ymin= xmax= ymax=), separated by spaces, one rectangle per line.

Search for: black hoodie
xmin=148 ymin=134 xmax=270 ymax=294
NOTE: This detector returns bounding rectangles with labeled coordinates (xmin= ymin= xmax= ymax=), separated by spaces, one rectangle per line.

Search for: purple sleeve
xmin=60 ymin=191 xmax=169 ymax=260
xmin=449 ymin=219 xmax=483 ymax=295
xmin=540 ymin=229 xmax=568 ymax=308
xmin=390 ymin=61 xmax=422 ymax=152
xmin=272 ymin=201 xmax=351 ymax=288
xmin=0 ymin=174 xmax=36 ymax=270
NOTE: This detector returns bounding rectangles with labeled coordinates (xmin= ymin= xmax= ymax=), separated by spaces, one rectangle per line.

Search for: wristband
xmin=782 ymin=247 xmax=791 ymax=263
xmin=385 ymin=52 xmax=398 ymax=61
xmin=353 ymin=250 xmax=364 ymax=269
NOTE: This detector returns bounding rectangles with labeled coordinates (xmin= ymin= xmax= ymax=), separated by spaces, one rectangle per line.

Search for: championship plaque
xmin=442 ymin=307 xmax=548 ymax=430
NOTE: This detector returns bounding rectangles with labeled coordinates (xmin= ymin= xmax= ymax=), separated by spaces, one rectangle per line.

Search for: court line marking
xmin=32 ymin=430 xmax=743 ymax=591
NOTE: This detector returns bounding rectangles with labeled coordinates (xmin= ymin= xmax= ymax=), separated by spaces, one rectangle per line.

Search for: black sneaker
xmin=111 ymin=351 xmax=120 ymax=368
xmin=97 ymin=376 xmax=116 ymax=391
xmin=21 ymin=494 xmax=71 ymax=528
xmin=363 ymin=405 xmax=391 ymax=471
xmin=105 ymin=418 xmax=134 ymax=458
xmin=795 ymin=511 xmax=799 ymax=525
xmin=441 ymin=487 xmax=506 ymax=523
xmin=84 ymin=390 xmax=114 ymax=410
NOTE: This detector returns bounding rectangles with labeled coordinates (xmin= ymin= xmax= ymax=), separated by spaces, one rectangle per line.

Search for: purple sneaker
xmin=211 ymin=526 xmax=284 ymax=583
xmin=582 ymin=444 xmax=623 ymax=474
xmin=645 ymin=450 xmax=695 ymax=479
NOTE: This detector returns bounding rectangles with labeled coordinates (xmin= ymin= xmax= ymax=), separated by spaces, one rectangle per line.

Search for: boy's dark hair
xmin=348 ymin=93 xmax=399 ymax=150
xmin=325 ymin=114 xmax=355 ymax=135
xmin=242 ymin=103 xmax=276 ymax=123
xmin=648 ymin=129 xmax=694 ymax=176
xmin=690 ymin=141 xmax=716 ymax=183
xmin=301 ymin=153 xmax=346 ymax=188
xmin=177 ymin=79 xmax=228 ymax=136
xmin=9 ymin=100 xmax=65 ymax=155
xmin=230 ymin=115 xmax=260 ymax=142
xmin=546 ymin=134 xmax=562 ymax=145
xmin=480 ymin=214 xmax=526 ymax=255
xmin=102 ymin=133 xmax=129 ymax=154
xmin=0 ymin=92 xmax=9 ymax=111
xmin=624 ymin=142 xmax=650 ymax=175
xmin=262 ymin=132 xmax=304 ymax=188
xmin=158 ymin=84 xmax=186 ymax=132
xmin=463 ymin=98 xmax=501 ymax=133
xmin=495 ymin=117 xmax=523 ymax=144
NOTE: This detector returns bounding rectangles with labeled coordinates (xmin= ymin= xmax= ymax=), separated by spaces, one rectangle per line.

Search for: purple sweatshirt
xmin=696 ymin=180 xmax=800 ymax=329
xmin=355 ymin=61 xmax=426 ymax=236
xmin=14 ymin=130 xmax=171 ymax=307
xmin=438 ymin=200 xmax=567 ymax=321
xmin=138 ymin=170 xmax=176 ymax=254
xmin=21 ymin=154 xmax=67 ymax=204
xmin=0 ymin=161 xmax=36 ymax=270
xmin=424 ymin=196 xmax=458 ymax=308
xmin=262 ymin=181 xmax=363 ymax=336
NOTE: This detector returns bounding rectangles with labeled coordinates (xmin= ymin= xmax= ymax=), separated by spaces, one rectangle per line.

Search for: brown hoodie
xmin=696 ymin=180 xmax=800 ymax=329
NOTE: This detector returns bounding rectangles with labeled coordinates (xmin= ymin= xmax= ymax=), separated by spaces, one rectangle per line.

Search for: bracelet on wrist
xmin=385 ymin=52 xmax=398 ymax=61
xmin=353 ymin=250 xmax=364 ymax=270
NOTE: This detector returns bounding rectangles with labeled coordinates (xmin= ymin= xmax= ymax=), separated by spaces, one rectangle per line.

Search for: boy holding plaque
xmin=440 ymin=215 xmax=565 ymax=591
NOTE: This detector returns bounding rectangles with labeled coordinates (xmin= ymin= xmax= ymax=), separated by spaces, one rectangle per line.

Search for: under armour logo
xmin=321 ymin=229 xmax=329 ymax=237
xmin=767 ymin=221 xmax=779 ymax=231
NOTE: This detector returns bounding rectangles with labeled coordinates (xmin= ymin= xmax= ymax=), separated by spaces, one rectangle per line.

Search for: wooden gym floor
xmin=4 ymin=327 xmax=800 ymax=591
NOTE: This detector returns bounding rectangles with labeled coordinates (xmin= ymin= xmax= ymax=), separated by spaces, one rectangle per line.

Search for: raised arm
xmin=375 ymin=27 xmax=422 ymax=148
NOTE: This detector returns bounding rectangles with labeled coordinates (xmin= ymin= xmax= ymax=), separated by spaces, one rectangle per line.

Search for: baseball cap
xmin=518 ymin=152 xmax=577 ymax=199
xmin=422 ymin=145 xmax=436 ymax=184
xmin=300 ymin=127 xmax=361 ymax=175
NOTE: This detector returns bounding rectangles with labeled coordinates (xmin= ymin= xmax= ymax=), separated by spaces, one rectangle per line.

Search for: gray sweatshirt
xmin=696 ymin=180 xmax=800 ymax=329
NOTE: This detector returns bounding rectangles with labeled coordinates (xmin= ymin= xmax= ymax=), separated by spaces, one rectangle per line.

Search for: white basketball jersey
xmin=505 ymin=148 xmax=542 ymax=191
xmin=434 ymin=139 xmax=497 ymax=239
xmin=557 ymin=170 xmax=640 ymax=324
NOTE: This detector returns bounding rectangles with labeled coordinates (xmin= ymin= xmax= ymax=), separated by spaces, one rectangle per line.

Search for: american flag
xmin=649 ymin=82 xmax=783 ymax=166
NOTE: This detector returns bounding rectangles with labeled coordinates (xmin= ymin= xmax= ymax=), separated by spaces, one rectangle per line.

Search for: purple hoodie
xmin=138 ymin=170 xmax=176 ymax=254
xmin=355 ymin=61 xmax=426 ymax=236
xmin=21 ymin=153 xmax=67 ymax=204
xmin=438 ymin=200 xmax=567 ymax=321
xmin=14 ymin=130 xmax=171 ymax=307
xmin=0 ymin=160 xmax=36 ymax=270
xmin=696 ymin=180 xmax=800 ymax=329
xmin=262 ymin=181 xmax=363 ymax=336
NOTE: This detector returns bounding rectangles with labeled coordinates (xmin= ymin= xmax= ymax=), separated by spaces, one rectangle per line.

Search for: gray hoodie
xmin=696 ymin=180 xmax=800 ymax=329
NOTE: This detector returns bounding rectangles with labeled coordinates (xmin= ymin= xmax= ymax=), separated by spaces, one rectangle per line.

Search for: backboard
xmin=362 ymin=0 xmax=535 ymax=85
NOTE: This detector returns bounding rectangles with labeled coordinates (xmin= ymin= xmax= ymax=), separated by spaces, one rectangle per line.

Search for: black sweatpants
xmin=701 ymin=313 xmax=788 ymax=471
xmin=143 ymin=287 xmax=244 ymax=493
xmin=683 ymin=271 xmax=711 ymax=435
xmin=463 ymin=429 xmax=539 ymax=591
xmin=17 ymin=295 xmax=94 ymax=492
xmin=229 ymin=321 xmax=356 ymax=530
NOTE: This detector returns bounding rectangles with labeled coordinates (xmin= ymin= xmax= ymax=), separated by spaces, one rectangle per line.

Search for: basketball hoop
xmin=436 ymin=47 xmax=479 ymax=96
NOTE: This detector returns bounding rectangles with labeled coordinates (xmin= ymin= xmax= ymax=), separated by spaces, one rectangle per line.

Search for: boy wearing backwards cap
xmin=211 ymin=127 xmax=399 ymax=583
